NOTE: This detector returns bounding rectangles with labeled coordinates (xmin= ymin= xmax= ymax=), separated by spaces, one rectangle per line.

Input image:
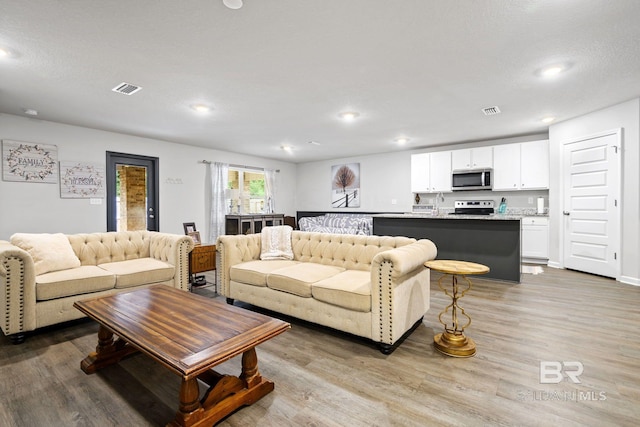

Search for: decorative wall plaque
xmin=2 ymin=140 xmax=58 ymax=183
xmin=59 ymin=161 xmax=105 ymax=198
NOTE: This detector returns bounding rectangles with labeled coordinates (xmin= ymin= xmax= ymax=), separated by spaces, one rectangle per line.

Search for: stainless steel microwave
xmin=452 ymin=169 xmax=492 ymax=191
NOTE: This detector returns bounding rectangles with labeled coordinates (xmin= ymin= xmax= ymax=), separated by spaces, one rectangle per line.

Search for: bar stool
xmin=424 ymin=260 xmax=489 ymax=357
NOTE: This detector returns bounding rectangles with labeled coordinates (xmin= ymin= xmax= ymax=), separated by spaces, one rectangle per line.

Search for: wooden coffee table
xmin=74 ymin=285 xmax=290 ymax=427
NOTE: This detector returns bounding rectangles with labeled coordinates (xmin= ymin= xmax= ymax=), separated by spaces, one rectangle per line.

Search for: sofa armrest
xmin=0 ymin=241 xmax=37 ymax=336
xmin=148 ymin=232 xmax=194 ymax=291
xmin=216 ymin=234 xmax=262 ymax=297
xmin=372 ymin=239 xmax=438 ymax=277
xmin=370 ymin=239 xmax=437 ymax=346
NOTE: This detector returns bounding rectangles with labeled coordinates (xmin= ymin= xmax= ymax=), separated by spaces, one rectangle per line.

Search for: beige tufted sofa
xmin=217 ymin=231 xmax=437 ymax=353
xmin=0 ymin=230 xmax=194 ymax=344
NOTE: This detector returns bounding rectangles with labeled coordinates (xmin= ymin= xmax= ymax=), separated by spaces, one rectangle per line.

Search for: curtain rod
xmin=199 ymin=160 xmax=280 ymax=173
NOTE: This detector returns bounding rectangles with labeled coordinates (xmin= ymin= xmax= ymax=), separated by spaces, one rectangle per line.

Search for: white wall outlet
xmin=391 ymin=199 xmax=397 ymax=205
xmin=90 ymin=198 xmax=102 ymax=205
xmin=528 ymin=197 xmax=533 ymax=204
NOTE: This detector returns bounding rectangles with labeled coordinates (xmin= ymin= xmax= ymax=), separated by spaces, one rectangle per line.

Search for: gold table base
xmin=425 ymin=260 xmax=489 ymax=358
xmin=434 ymin=332 xmax=476 ymax=357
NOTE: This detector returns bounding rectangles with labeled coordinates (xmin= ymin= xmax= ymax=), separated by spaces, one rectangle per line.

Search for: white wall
xmin=295 ymin=133 xmax=549 ymax=213
xmin=0 ymin=114 xmax=297 ymax=243
xmin=548 ymin=98 xmax=640 ymax=286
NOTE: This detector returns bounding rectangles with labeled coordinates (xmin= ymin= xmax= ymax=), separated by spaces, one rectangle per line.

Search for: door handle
xmin=563 ymin=211 xmax=570 ymax=216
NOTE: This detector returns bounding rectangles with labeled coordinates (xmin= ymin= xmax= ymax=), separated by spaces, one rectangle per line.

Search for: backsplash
xmin=413 ymin=189 xmax=549 ymax=215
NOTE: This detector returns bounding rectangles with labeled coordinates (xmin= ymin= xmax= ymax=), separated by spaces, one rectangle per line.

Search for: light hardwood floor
xmin=1 ymin=267 xmax=639 ymax=426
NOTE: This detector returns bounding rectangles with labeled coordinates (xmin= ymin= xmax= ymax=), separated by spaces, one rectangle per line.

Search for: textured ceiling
xmin=1 ymin=0 xmax=639 ymax=163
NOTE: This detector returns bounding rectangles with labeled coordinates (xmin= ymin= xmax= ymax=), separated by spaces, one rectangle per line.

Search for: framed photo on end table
xmin=183 ymin=222 xmax=196 ymax=235
xmin=188 ymin=231 xmax=201 ymax=246
xmin=189 ymin=231 xmax=202 ymax=246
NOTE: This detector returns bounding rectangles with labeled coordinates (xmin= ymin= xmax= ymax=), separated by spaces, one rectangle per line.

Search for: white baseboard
xmin=619 ymin=276 xmax=640 ymax=286
xmin=547 ymin=261 xmax=562 ymax=269
xmin=522 ymin=257 xmax=548 ymax=265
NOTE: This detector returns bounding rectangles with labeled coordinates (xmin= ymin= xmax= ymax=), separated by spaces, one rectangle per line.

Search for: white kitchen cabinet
xmin=451 ymin=146 xmax=493 ymax=170
xmin=411 ymin=151 xmax=451 ymax=193
xmin=429 ymin=151 xmax=452 ymax=192
xmin=520 ymin=140 xmax=549 ymax=189
xmin=411 ymin=153 xmax=430 ymax=192
xmin=493 ymin=144 xmax=521 ymax=190
xmin=522 ymin=216 xmax=549 ymax=261
xmin=493 ymin=140 xmax=549 ymax=191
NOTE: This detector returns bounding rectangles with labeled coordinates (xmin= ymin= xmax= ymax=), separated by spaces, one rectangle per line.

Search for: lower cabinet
xmin=522 ymin=217 xmax=549 ymax=262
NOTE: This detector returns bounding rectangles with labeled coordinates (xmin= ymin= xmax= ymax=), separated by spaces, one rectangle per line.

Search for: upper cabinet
xmin=430 ymin=151 xmax=452 ymax=192
xmin=410 ymin=153 xmax=431 ymax=192
xmin=520 ymin=140 xmax=549 ymax=190
xmin=411 ymin=151 xmax=452 ymax=193
xmin=493 ymin=140 xmax=549 ymax=191
xmin=493 ymin=144 xmax=521 ymax=190
xmin=451 ymin=146 xmax=493 ymax=170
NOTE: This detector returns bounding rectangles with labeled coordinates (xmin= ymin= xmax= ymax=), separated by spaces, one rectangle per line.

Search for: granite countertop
xmin=374 ymin=213 xmax=523 ymax=220
xmin=375 ymin=207 xmax=549 ymax=220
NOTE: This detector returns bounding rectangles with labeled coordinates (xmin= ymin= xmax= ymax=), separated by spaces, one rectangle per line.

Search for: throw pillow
xmin=260 ymin=225 xmax=294 ymax=260
xmin=10 ymin=233 xmax=81 ymax=276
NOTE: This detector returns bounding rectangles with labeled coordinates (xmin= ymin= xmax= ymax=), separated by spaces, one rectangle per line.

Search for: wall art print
xmin=2 ymin=140 xmax=58 ymax=183
xmin=331 ymin=162 xmax=360 ymax=208
xmin=59 ymin=161 xmax=105 ymax=198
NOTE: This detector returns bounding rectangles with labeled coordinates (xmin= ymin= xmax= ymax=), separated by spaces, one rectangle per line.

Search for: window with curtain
xmin=227 ymin=168 xmax=269 ymax=214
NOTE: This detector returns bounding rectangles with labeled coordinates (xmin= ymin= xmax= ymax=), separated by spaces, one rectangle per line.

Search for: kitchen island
xmin=373 ymin=214 xmax=521 ymax=283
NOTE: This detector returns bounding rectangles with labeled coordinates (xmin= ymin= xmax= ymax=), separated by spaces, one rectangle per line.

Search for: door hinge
xmin=612 ymin=145 xmax=619 ymax=153
xmin=614 ymin=252 xmax=617 ymax=260
xmin=615 ymin=199 xmax=618 ymax=207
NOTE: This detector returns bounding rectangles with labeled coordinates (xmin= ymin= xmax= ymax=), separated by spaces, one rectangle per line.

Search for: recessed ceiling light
xmin=394 ymin=137 xmax=410 ymax=145
xmin=191 ymin=104 xmax=211 ymax=113
xmin=307 ymin=140 xmax=321 ymax=146
xmin=541 ymin=116 xmax=555 ymax=124
xmin=539 ymin=64 xmax=568 ymax=78
xmin=0 ymin=48 xmax=9 ymax=57
xmin=281 ymin=145 xmax=293 ymax=152
xmin=23 ymin=108 xmax=38 ymax=116
xmin=223 ymin=0 xmax=243 ymax=9
xmin=338 ymin=111 xmax=360 ymax=121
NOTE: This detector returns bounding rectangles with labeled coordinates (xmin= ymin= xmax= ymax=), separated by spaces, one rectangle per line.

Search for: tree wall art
xmin=331 ymin=163 xmax=360 ymax=208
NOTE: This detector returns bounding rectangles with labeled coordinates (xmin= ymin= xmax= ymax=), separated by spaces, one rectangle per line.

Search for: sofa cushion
xmin=311 ymin=270 xmax=372 ymax=312
xmin=98 ymin=258 xmax=174 ymax=289
xmin=35 ymin=266 xmax=116 ymax=301
xmin=231 ymin=260 xmax=300 ymax=287
xmin=10 ymin=233 xmax=81 ymax=276
xmin=267 ymin=263 xmax=345 ymax=297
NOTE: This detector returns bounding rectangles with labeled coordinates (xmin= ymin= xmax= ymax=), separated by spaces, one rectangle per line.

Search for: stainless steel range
xmin=450 ymin=200 xmax=495 ymax=215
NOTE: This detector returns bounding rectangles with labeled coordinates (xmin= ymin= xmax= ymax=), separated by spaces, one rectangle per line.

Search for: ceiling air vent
xmin=112 ymin=82 xmax=142 ymax=95
xmin=482 ymin=106 xmax=501 ymax=116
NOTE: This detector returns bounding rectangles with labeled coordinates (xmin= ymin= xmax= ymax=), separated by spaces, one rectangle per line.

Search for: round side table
xmin=424 ymin=260 xmax=489 ymax=357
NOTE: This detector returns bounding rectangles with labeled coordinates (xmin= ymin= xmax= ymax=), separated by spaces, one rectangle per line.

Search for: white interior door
xmin=563 ymin=130 xmax=620 ymax=278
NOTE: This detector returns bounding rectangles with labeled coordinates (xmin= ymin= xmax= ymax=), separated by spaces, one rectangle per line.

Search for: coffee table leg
xmin=170 ymin=347 xmax=276 ymax=427
xmin=80 ymin=325 xmax=138 ymax=374
xmin=170 ymin=378 xmax=205 ymax=427
xmin=240 ymin=347 xmax=261 ymax=388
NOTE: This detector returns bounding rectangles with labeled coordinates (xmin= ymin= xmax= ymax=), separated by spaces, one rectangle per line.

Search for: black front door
xmin=106 ymin=152 xmax=159 ymax=232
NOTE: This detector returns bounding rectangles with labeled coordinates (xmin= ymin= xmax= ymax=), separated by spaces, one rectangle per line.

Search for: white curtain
xmin=264 ymin=168 xmax=276 ymax=213
xmin=208 ymin=162 xmax=228 ymax=243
